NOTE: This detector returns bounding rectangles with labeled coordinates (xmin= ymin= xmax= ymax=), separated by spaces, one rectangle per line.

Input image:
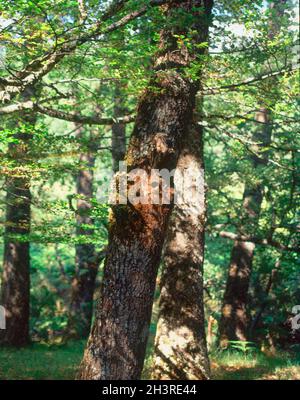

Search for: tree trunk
xmin=0 ymin=177 xmax=31 ymax=347
xmin=0 ymin=88 xmax=36 ymax=347
xmin=78 ymin=0 xmax=213 ymax=380
xmin=112 ymin=83 xmax=126 ymax=173
xmin=219 ymin=110 xmax=272 ymax=347
xmin=218 ymin=0 xmax=286 ymax=348
xmin=151 ymin=124 xmax=211 ymax=380
xmin=249 ymin=259 xmax=280 ymax=338
xmin=68 ymin=127 xmax=98 ymax=339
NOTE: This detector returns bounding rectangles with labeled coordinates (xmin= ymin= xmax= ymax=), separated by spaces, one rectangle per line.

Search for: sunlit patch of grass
xmin=211 ymin=348 xmax=300 ymax=380
xmin=1 ymin=339 xmax=299 ymax=380
xmin=0 ymin=340 xmax=85 ymax=380
xmin=261 ymin=365 xmax=300 ymax=380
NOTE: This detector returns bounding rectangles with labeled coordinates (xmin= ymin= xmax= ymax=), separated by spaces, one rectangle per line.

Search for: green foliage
xmin=0 ymin=0 xmax=298 ymax=379
xmin=227 ymin=340 xmax=257 ymax=355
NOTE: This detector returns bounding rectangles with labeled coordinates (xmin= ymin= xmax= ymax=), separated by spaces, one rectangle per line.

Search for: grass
xmin=0 ymin=340 xmax=299 ymax=380
xmin=0 ymin=340 xmax=85 ymax=380
xmin=211 ymin=348 xmax=300 ymax=380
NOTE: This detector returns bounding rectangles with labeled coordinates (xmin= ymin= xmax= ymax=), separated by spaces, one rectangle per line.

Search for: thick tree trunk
xmin=79 ymin=0 xmax=213 ymax=380
xmin=68 ymin=127 xmax=98 ymax=339
xmin=0 ymin=88 xmax=36 ymax=347
xmin=219 ymin=108 xmax=272 ymax=347
xmin=151 ymin=124 xmax=211 ymax=380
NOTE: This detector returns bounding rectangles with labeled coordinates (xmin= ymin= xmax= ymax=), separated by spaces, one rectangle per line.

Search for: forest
xmin=0 ymin=0 xmax=299 ymax=381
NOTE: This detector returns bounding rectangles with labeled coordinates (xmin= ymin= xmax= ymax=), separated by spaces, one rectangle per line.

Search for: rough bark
xmin=78 ymin=0 xmax=213 ymax=380
xmin=0 ymin=177 xmax=31 ymax=347
xmin=68 ymin=127 xmax=98 ymax=339
xmin=0 ymin=88 xmax=36 ymax=347
xmin=219 ymin=0 xmax=286 ymax=348
xmin=151 ymin=124 xmax=211 ymax=380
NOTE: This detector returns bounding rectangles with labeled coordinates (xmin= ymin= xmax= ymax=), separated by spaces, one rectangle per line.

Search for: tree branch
xmin=218 ymin=230 xmax=299 ymax=253
xmin=0 ymin=100 xmax=135 ymax=125
xmin=204 ymin=65 xmax=298 ymax=95
xmin=0 ymin=0 xmax=168 ymax=103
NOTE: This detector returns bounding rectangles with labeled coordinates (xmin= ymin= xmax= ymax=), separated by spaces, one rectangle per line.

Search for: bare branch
xmin=204 ymin=65 xmax=298 ymax=95
xmin=35 ymin=104 xmax=135 ymax=125
xmin=218 ymin=230 xmax=299 ymax=253
xmin=0 ymin=100 xmax=135 ymax=125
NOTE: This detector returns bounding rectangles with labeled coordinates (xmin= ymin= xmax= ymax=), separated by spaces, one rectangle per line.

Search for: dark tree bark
xmin=112 ymin=83 xmax=127 ymax=173
xmin=0 ymin=177 xmax=31 ymax=347
xmin=68 ymin=127 xmax=98 ymax=339
xmin=0 ymin=88 xmax=36 ymax=347
xmin=78 ymin=0 xmax=213 ymax=380
xmin=151 ymin=124 xmax=211 ymax=380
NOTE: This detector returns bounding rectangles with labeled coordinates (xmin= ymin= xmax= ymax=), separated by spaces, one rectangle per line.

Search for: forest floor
xmin=0 ymin=340 xmax=299 ymax=380
xmin=210 ymin=349 xmax=300 ymax=380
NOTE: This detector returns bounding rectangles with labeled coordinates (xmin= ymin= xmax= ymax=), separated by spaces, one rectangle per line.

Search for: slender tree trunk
xmin=219 ymin=109 xmax=272 ymax=347
xmin=207 ymin=315 xmax=217 ymax=352
xmin=79 ymin=0 xmax=213 ymax=380
xmin=112 ymin=83 xmax=126 ymax=173
xmin=68 ymin=127 xmax=98 ymax=339
xmin=249 ymin=259 xmax=280 ymax=337
xmin=0 ymin=88 xmax=36 ymax=347
xmin=151 ymin=124 xmax=211 ymax=380
xmin=218 ymin=0 xmax=286 ymax=348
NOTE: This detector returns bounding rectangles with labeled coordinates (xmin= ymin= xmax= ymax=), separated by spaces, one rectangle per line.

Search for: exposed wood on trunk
xmin=151 ymin=124 xmax=211 ymax=380
xmin=78 ymin=0 xmax=214 ymax=380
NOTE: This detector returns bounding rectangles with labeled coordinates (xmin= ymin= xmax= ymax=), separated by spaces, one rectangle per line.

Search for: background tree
xmin=0 ymin=87 xmax=37 ymax=346
xmin=218 ymin=0 xmax=293 ymax=348
xmin=67 ymin=125 xmax=98 ymax=339
xmin=203 ymin=0 xmax=298 ymax=351
xmin=218 ymin=105 xmax=272 ymax=347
